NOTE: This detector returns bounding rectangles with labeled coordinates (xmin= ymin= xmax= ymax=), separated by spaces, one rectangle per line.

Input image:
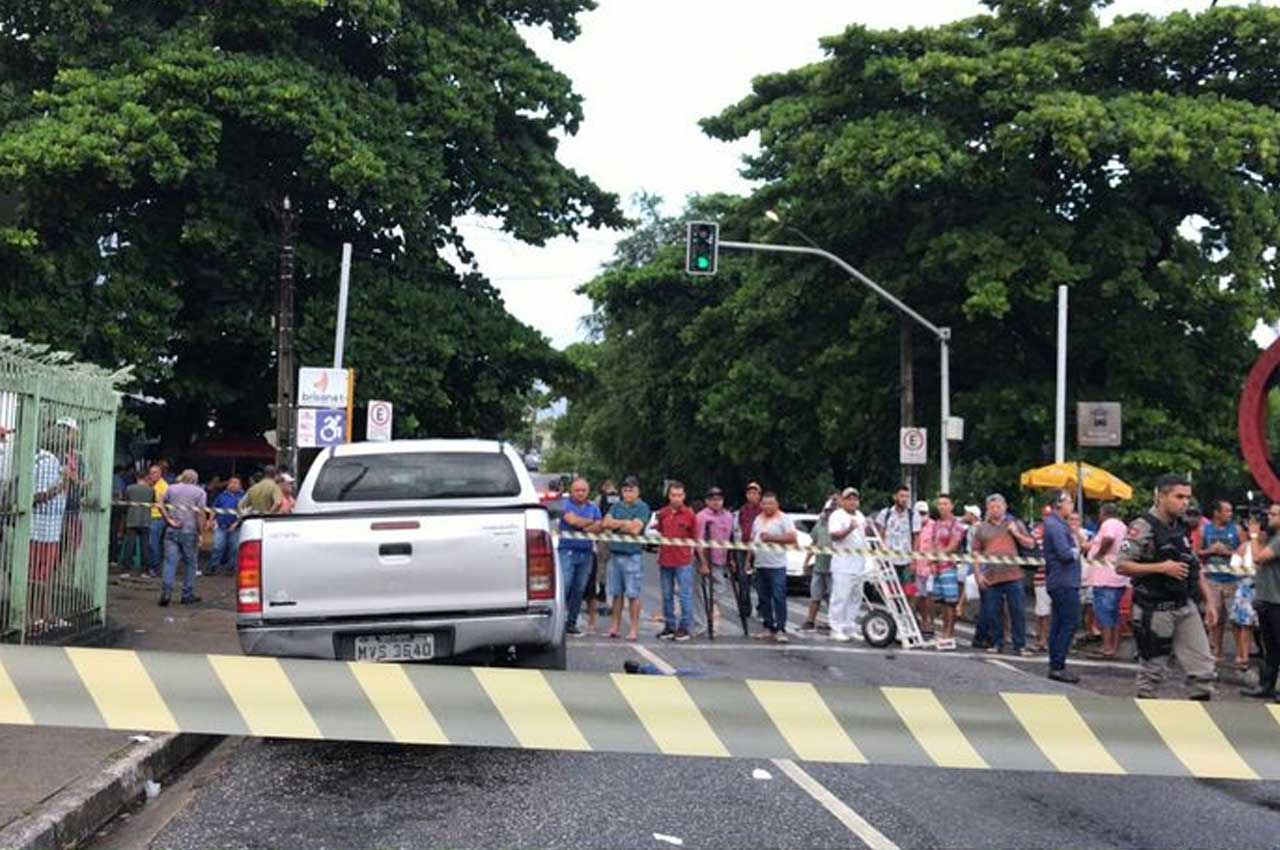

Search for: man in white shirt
xmin=828 ymin=487 xmax=868 ymax=642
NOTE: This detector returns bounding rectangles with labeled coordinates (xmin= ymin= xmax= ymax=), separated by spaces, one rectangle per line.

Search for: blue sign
xmin=315 ymin=409 xmax=347 ymax=447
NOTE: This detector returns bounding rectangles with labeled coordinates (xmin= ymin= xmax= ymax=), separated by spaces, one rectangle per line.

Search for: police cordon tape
xmin=1 ymin=644 xmax=1277 ymax=780
xmin=111 ymin=500 xmax=1257 ymax=577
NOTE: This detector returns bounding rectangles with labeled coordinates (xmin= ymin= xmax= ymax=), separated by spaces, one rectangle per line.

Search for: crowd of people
xmin=111 ymin=462 xmax=296 ymax=606
xmin=555 ymin=473 xmax=1280 ymax=702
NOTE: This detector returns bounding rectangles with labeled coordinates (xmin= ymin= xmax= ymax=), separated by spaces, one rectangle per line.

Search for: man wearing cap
xmin=602 ymin=476 xmax=651 ymax=641
xmin=1042 ymin=490 xmax=1083 ymax=681
xmin=695 ymin=486 xmax=735 ymax=636
xmin=828 ymin=488 xmax=868 ymax=642
xmin=910 ymin=498 xmax=934 ymax=636
xmin=736 ymin=482 xmax=763 ymax=615
xmin=971 ymin=494 xmax=1036 ymax=656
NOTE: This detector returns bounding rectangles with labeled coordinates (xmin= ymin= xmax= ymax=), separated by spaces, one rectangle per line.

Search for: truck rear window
xmin=311 ymin=453 xmax=522 ymax=502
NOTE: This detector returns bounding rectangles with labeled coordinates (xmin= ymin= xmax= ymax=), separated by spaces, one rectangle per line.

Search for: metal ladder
xmin=864 ymin=522 xmax=927 ymax=650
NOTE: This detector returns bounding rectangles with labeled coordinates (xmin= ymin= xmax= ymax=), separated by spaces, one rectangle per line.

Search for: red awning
xmin=188 ymin=435 xmax=276 ymax=461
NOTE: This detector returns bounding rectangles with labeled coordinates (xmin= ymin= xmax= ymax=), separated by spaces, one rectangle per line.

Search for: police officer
xmin=1117 ymin=474 xmax=1219 ymax=699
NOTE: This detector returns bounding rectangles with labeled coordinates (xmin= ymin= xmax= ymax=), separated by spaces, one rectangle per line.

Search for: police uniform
xmin=1118 ymin=512 xmax=1216 ymax=699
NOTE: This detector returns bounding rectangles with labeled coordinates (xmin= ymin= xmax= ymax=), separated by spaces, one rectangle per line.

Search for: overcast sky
xmin=453 ymin=0 xmax=1277 ymax=350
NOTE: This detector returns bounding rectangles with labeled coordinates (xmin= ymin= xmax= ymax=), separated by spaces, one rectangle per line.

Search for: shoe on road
xmin=656 ymin=628 xmax=675 ymax=641
xmin=1047 ymin=669 xmax=1081 ymax=683
xmin=831 ymin=632 xmax=852 ymax=643
xmin=673 ymin=628 xmax=691 ymax=642
xmin=1240 ymin=686 xmax=1276 ymax=699
xmin=565 ymin=626 xmax=583 ymax=637
xmin=180 ymin=595 xmax=202 ymax=605
xmin=801 ymin=621 xmax=816 ymax=631
xmin=774 ymin=632 xmax=790 ymax=644
xmin=157 ymin=594 xmax=170 ymax=607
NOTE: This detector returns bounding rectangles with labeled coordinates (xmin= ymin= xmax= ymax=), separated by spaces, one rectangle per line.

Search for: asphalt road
xmin=88 ymin=559 xmax=1280 ymax=850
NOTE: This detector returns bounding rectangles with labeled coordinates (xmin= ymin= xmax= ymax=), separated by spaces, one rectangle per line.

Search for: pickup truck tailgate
xmin=259 ymin=511 xmax=529 ymax=620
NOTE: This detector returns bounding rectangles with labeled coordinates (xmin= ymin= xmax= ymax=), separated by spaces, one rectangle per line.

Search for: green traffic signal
xmin=685 ymin=220 xmax=719 ymax=275
xmin=696 ymin=256 xmax=710 ymax=269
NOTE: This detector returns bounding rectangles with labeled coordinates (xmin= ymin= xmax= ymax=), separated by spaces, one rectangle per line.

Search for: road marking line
xmin=348 ymin=662 xmax=448 ymax=745
xmin=67 ymin=648 xmax=178 ymax=732
xmin=632 ymin=643 xmax=677 ymax=674
xmin=984 ymin=657 xmax=1023 ymax=674
xmin=1002 ymin=693 xmax=1125 ymax=774
xmin=473 ymin=668 xmax=591 ymax=752
xmin=1136 ymin=699 xmax=1259 ymax=780
xmin=747 ymin=680 xmax=866 ymax=763
xmin=611 ymin=672 xmax=729 ymax=758
xmin=586 ymin=639 xmax=1141 ymax=670
xmin=772 ymin=758 xmax=901 ymax=850
xmin=881 ymin=687 xmax=989 ymax=769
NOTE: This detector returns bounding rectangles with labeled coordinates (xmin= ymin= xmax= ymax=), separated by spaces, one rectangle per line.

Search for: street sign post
xmin=1077 ymin=402 xmax=1122 ymax=448
xmin=900 ymin=427 xmax=927 ymax=465
xmin=298 ymin=367 xmax=351 ymax=409
xmin=297 ymin=409 xmax=347 ymax=448
xmin=367 ymin=400 xmax=393 ymax=442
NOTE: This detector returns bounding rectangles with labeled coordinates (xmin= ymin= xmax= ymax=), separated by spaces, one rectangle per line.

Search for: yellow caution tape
xmin=1 ymin=645 xmax=1275 ymax=780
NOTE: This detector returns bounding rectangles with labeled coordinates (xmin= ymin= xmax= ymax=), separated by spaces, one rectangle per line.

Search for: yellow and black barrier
xmin=1 ymin=645 xmax=1276 ymax=780
xmin=110 ymin=501 xmax=1258 ymax=576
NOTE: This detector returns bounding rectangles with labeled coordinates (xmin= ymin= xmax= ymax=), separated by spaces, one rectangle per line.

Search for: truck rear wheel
xmin=518 ymin=641 xmax=567 ymax=671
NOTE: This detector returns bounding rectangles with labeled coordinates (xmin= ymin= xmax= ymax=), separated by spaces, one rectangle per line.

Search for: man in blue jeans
xmin=751 ymin=492 xmax=798 ymax=644
xmin=971 ymin=494 xmax=1036 ymax=656
xmin=558 ymin=477 xmax=603 ymax=636
xmin=654 ymin=482 xmax=698 ymax=641
xmin=146 ymin=464 xmax=168 ymax=577
xmin=159 ymin=469 xmax=209 ymax=606
xmin=209 ymin=476 xmax=244 ymax=575
xmin=1042 ymin=490 xmax=1082 ymax=682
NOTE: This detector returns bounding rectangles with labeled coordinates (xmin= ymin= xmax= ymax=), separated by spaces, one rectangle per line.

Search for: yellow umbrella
xmin=1019 ymin=462 xmax=1134 ymax=501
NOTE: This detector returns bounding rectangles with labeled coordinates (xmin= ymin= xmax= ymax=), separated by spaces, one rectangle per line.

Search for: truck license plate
xmin=354 ymin=633 xmax=435 ymax=663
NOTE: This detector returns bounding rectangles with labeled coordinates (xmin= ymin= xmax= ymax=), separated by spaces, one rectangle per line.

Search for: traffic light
xmin=685 ymin=221 xmax=719 ymax=276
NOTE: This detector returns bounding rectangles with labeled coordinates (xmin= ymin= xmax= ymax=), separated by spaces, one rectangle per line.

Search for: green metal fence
xmin=0 ymin=336 xmax=128 ymax=644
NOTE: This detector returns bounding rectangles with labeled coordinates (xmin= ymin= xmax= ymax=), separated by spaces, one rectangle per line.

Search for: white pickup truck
xmin=235 ymin=439 xmax=566 ymax=669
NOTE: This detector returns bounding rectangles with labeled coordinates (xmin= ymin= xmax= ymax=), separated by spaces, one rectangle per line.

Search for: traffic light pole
xmin=717 ymin=239 xmax=953 ymax=493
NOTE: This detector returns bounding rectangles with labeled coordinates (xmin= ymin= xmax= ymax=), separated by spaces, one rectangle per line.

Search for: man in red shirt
xmin=655 ymin=481 xmax=698 ymax=641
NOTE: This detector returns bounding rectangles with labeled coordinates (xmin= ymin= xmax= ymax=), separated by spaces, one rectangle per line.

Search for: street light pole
xmin=718 ymin=237 xmax=954 ymax=492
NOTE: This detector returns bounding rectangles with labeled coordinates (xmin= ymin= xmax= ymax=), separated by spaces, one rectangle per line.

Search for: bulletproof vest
xmin=1131 ymin=511 xmax=1199 ymax=604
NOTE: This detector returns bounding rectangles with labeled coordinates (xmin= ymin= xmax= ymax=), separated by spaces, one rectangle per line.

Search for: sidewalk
xmin=0 ymin=570 xmax=239 ymax=844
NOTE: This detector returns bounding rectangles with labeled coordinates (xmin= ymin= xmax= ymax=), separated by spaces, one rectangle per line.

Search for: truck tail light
xmin=526 ymin=529 xmax=556 ymax=601
xmin=237 ymin=540 xmax=263 ymax=615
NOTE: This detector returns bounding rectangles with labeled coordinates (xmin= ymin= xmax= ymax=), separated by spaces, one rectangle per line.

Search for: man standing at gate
xmin=1117 ymin=474 xmax=1218 ymax=700
xmin=737 ymin=481 xmax=763 ymax=615
xmin=1042 ymin=490 xmax=1082 ymax=681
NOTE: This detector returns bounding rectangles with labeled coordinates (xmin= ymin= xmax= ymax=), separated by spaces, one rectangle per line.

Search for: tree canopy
xmin=555 ymin=1 xmax=1280 ymax=509
xmin=0 ymin=0 xmax=622 ymax=448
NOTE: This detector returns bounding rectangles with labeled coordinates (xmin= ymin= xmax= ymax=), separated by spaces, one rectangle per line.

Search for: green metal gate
xmin=0 ymin=336 xmax=127 ymax=644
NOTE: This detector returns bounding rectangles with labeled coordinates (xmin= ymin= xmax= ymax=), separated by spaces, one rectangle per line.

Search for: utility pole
xmin=275 ymin=195 xmax=296 ymax=472
xmin=900 ymin=322 xmax=916 ymax=500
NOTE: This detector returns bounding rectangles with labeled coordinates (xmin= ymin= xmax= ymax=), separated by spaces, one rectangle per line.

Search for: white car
xmin=786 ymin=512 xmax=820 ymax=586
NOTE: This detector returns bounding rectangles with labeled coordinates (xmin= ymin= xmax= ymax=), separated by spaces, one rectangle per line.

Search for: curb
xmin=0 ymin=733 xmax=217 ymax=850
